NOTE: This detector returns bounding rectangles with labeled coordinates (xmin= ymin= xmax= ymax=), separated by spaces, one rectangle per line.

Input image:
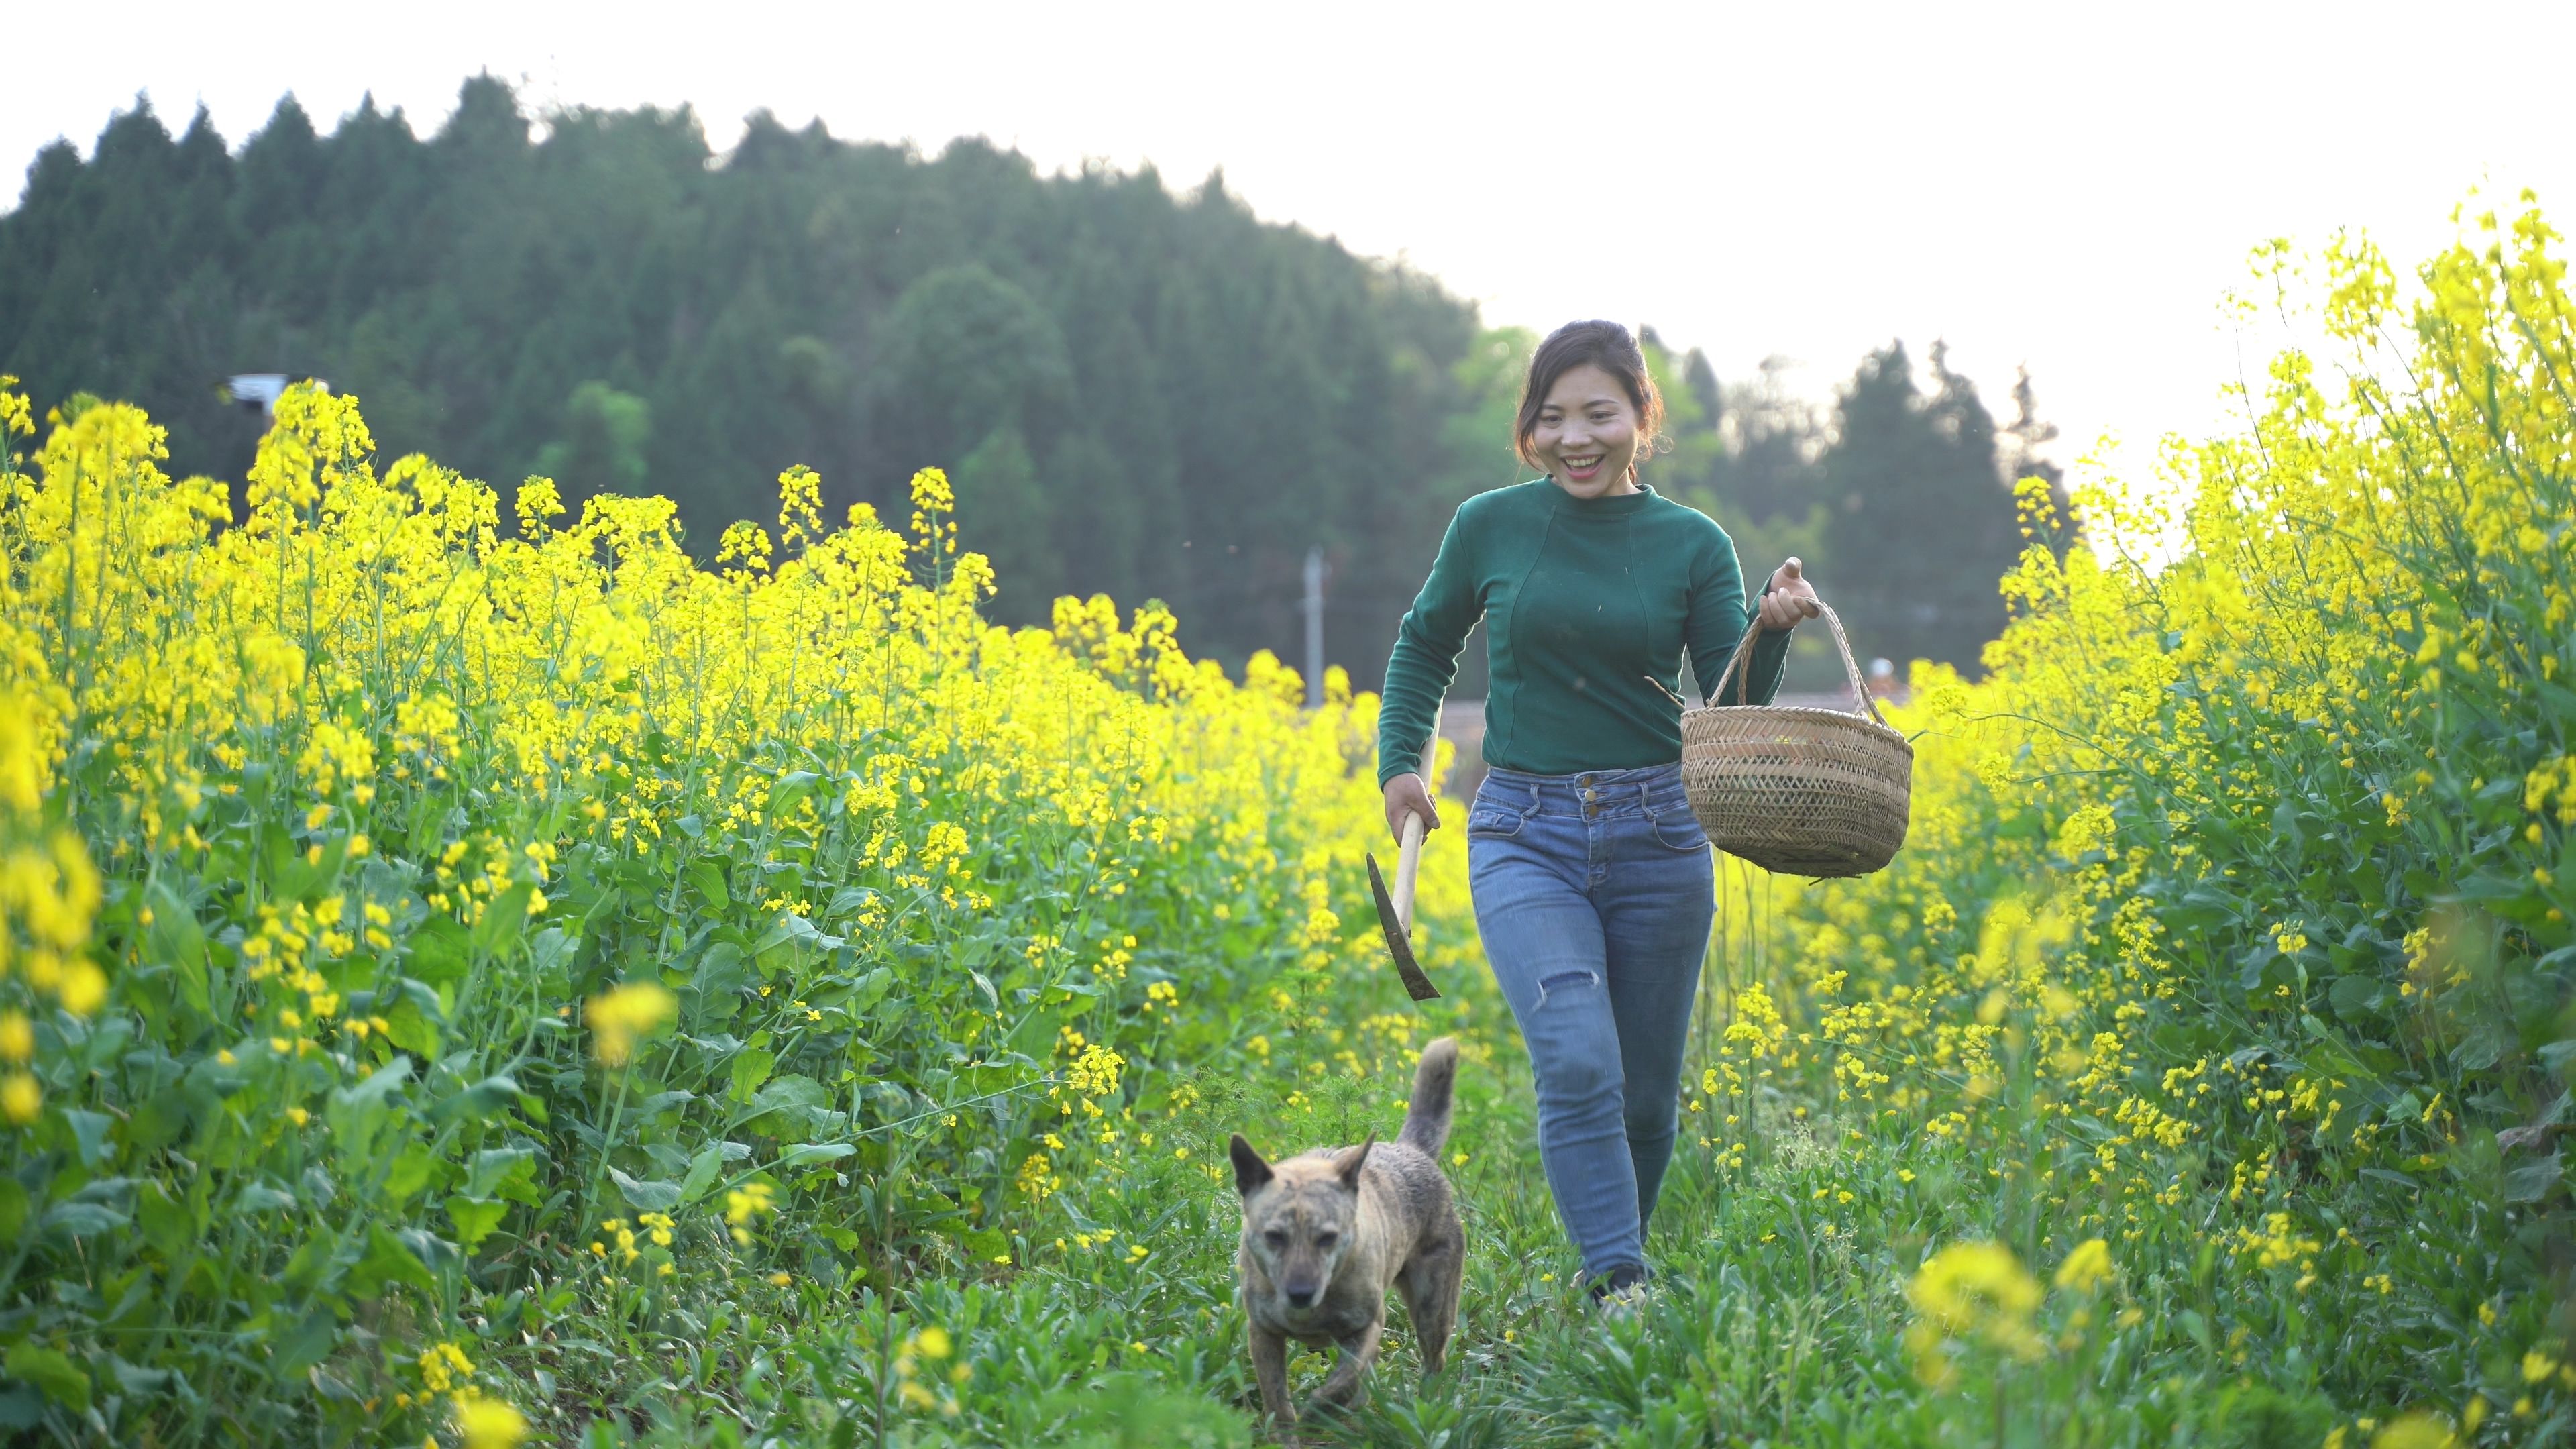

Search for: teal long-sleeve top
xmin=1376 ymin=480 xmax=1792 ymax=787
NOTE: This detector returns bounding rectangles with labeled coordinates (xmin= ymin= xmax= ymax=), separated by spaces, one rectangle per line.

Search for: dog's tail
xmin=1399 ymin=1036 xmax=1460 ymax=1155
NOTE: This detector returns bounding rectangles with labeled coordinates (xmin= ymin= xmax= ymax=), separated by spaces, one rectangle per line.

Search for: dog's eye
xmin=1263 ymin=1230 xmax=1287 ymax=1250
xmin=1315 ymin=1232 xmax=1338 ymax=1249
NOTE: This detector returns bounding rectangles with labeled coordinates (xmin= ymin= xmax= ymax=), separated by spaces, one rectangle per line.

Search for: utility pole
xmin=1301 ymin=546 xmax=1327 ymax=708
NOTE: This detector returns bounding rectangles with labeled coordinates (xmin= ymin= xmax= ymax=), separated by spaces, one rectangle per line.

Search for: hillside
xmin=0 ymin=77 xmax=1522 ymax=674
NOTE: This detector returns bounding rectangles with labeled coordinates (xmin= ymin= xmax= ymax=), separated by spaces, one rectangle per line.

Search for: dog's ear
xmin=1333 ymin=1132 xmax=1375 ymax=1191
xmin=1229 ymin=1134 xmax=1273 ymax=1196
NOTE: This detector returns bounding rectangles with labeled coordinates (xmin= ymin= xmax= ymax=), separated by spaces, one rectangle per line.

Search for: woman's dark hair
xmin=1513 ymin=319 xmax=1664 ymax=470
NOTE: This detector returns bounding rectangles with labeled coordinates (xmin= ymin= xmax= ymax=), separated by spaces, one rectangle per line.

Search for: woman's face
xmin=1529 ymin=363 xmax=1644 ymax=499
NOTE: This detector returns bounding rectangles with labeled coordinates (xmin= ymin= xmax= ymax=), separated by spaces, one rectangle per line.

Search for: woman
xmin=1376 ymin=319 xmax=1821 ymax=1305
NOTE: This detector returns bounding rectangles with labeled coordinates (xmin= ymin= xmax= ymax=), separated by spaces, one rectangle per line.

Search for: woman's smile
xmin=1529 ymin=361 xmax=1644 ymax=499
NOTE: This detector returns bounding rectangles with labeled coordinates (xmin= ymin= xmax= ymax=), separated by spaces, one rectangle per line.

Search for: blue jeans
xmin=1466 ymin=761 xmax=1713 ymax=1280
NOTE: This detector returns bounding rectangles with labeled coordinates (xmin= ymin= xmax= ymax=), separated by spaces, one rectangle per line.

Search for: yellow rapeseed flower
xmin=2370 ymin=1412 xmax=2455 ymax=1449
xmin=2053 ymin=1238 xmax=2114 ymax=1293
xmin=584 ymin=982 xmax=677 ymax=1066
xmin=1 ymin=1073 xmax=40 ymax=1124
xmin=58 ymin=961 xmax=107 ymax=1018
xmin=452 ymin=1392 xmax=529 ymax=1449
xmin=1903 ymin=1240 xmax=2046 ymax=1383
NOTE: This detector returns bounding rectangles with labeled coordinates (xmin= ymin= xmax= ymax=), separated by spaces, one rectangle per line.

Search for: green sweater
xmin=1376 ymin=480 xmax=1791 ymax=786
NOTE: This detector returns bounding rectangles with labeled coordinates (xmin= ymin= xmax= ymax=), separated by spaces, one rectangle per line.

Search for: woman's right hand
xmin=1383 ymin=773 xmax=1441 ymax=844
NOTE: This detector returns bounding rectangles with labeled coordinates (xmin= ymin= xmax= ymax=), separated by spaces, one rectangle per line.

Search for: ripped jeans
xmin=1466 ymin=762 xmax=1714 ymax=1280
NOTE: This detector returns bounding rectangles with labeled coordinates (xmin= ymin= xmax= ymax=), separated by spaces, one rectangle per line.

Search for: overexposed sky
xmin=11 ymin=0 xmax=2574 ymax=486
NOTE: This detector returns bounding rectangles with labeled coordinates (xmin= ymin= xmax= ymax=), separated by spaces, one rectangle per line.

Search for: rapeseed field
xmin=0 ymin=199 xmax=2569 ymax=1447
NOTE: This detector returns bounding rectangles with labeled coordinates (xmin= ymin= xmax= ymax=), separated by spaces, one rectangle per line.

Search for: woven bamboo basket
xmin=1679 ymin=603 xmax=1913 ymax=878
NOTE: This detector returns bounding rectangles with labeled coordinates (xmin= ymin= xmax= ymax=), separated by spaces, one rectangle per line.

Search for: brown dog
xmin=1229 ymin=1037 xmax=1463 ymax=1434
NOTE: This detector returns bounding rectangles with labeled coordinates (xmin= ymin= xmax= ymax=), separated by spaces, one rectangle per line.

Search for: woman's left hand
xmin=1757 ymin=557 xmax=1823 ymax=633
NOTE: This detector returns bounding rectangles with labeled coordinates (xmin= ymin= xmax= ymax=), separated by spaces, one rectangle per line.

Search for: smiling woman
xmin=1515 ymin=322 xmax=1663 ymax=500
xmin=1375 ymin=317 xmax=1824 ymax=1305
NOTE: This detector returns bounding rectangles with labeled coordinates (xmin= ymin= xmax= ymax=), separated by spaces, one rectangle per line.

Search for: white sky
xmin=10 ymin=0 xmax=2574 ymax=490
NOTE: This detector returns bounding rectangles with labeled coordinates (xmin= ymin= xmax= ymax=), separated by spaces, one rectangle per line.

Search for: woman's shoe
xmin=1587 ymin=1262 xmax=1652 ymax=1320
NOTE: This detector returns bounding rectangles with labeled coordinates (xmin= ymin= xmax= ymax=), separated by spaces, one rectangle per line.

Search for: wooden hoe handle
xmin=1393 ymin=810 xmax=1425 ymax=934
xmin=1393 ymin=735 xmax=1434 ymax=933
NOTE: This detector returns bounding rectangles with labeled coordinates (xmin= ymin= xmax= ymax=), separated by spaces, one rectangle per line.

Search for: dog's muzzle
xmin=1284 ymin=1283 xmax=1320 ymax=1308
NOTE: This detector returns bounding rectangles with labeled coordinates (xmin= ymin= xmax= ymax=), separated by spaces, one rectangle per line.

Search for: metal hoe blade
xmin=1367 ymin=853 xmax=1442 ymax=1002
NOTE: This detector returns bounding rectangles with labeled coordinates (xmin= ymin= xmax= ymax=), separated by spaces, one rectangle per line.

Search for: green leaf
xmin=468 ymin=1148 xmax=540 ymax=1205
xmin=3 ymin=1344 xmax=89 ymax=1414
xmin=107 ymin=1359 xmax=172 ymax=1397
xmin=445 ymin=1195 xmax=508 ymax=1250
xmin=61 ymin=1109 xmax=115 ymax=1169
xmin=473 ymin=883 xmax=536 ymax=957
xmin=42 ymin=1201 xmax=129 ymax=1238
xmin=384 ymin=1146 xmax=441 ymax=1204
xmin=767 ymin=770 xmax=824 ymax=818
xmin=698 ymin=941 xmax=747 ymax=978
xmin=145 ymin=880 xmax=211 ymax=1020
xmin=136 ymin=1179 xmax=195 ymax=1259
xmin=2540 ymin=1038 xmax=2576 ymax=1081
xmin=687 ymin=857 xmax=731 ymax=910
xmin=0 ymin=1180 xmax=27 ymax=1242
xmin=608 ymin=1167 xmax=683 ymax=1212
xmin=350 ymin=1224 xmax=438 ymax=1299
xmin=680 ymin=1143 xmax=726 ymax=1207
xmin=2504 ymin=1152 xmax=2563 ymax=1204
xmin=0 ymin=1385 xmax=45 ymax=1429
xmin=270 ymin=1307 xmax=338 ymax=1375
xmin=737 ymin=1073 xmax=843 ymax=1139
xmin=728 ymin=1046 xmax=778 ymax=1103
xmin=2327 ymin=973 xmax=2383 ymax=1023
xmin=776 ymin=1142 xmax=855 ymax=1170
xmin=396 ymin=1226 xmax=461 ymax=1273
xmin=385 ymin=998 xmax=440 ymax=1057
xmin=2453 ymin=873 xmax=2529 ymax=904
xmin=120 ymin=1088 xmax=192 ymax=1156
xmin=327 ymin=1059 xmax=415 ymax=1160
xmin=431 ymin=1074 xmax=521 ymax=1125
xmin=851 ymin=966 xmax=895 ymax=1012
xmin=405 ymin=915 xmax=474 ymax=988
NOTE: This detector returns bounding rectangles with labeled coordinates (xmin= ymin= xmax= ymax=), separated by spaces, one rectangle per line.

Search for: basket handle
xmin=1704 ymin=601 xmax=1890 ymax=728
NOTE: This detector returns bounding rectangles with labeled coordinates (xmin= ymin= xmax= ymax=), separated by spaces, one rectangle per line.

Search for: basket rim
xmin=1682 ymin=703 xmax=1915 ymax=755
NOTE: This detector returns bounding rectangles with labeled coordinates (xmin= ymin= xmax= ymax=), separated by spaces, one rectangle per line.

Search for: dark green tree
xmin=1815 ymin=341 xmax=2033 ymax=674
xmin=0 ymin=80 xmax=1513 ymax=680
xmin=0 ymin=78 xmax=2056 ymax=686
xmin=533 ymin=381 xmax=653 ymax=498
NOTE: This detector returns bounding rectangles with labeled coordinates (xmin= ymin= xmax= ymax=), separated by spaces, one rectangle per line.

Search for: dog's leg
xmin=1307 ymin=1314 xmax=1383 ymax=1414
xmin=1398 ymin=1218 xmax=1464 ymax=1376
xmin=1249 ymin=1322 xmax=1296 ymax=1436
